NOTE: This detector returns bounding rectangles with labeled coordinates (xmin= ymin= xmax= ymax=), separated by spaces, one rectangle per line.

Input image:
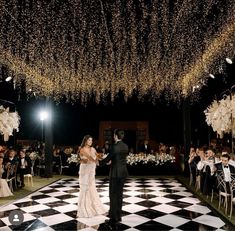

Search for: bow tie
xmin=224 ymin=166 xmax=229 ymax=168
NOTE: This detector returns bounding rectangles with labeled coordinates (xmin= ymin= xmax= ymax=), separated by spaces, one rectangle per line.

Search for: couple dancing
xmin=77 ymin=129 xmax=129 ymax=229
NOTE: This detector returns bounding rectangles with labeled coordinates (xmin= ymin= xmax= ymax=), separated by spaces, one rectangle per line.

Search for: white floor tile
xmin=193 ymin=215 xmax=225 ymax=228
xmin=54 ymin=204 xmax=78 ymax=213
xmin=46 ymin=191 xmax=68 ymax=197
xmin=39 ymin=214 xmax=73 ymax=226
xmin=173 ymin=191 xmax=193 ymax=197
xmin=0 ymin=204 xmax=18 ymax=211
xmin=35 ymin=197 xmax=60 ymax=204
xmin=122 ymin=204 xmax=147 ymax=213
xmin=154 ymin=214 xmax=189 ymax=227
xmin=177 ymin=197 xmax=201 ymax=204
xmin=152 ymin=204 xmax=181 ymax=213
xmin=76 ymin=214 xmax=106 ymax=226
xmin=123 ymin=196 xmax=145 ymax=204
xmin=21 ymin=204 xmax=50 ymax=213
xmin=150 ymin=196 xmax=174 ymax=204
xmin=64 ymin=197 xmax=79 ymax=204
xmin=184 ymin=204 xmax=211 ymax=214
xmin=121 ymin=214 xmax=150 ymax=227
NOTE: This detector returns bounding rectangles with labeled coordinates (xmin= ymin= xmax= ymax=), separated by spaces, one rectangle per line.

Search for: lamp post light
xmin=39 ymin=110 xmax=48 ymax=142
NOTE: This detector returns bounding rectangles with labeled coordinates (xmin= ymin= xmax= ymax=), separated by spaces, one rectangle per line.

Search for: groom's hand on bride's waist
xmin=79 ymin=159 xmax=88 ymax=164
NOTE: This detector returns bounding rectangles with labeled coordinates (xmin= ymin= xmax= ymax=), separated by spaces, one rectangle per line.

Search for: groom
xmin=99 ymin=129 xmax=129 ymax=229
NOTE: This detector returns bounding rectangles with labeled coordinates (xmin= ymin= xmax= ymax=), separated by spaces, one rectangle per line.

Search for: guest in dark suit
xmin=215 ymin=153 xmax=235 ymax=193
xmin=139 ymin=140 xmax=151 ymax=153
xmin=18 ymin=149 xmax=32 ymax=188
xmin=99 ymin=129 xmax=129 ymax=229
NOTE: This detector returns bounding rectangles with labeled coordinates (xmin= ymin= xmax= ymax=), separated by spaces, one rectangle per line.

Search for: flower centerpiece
xmin=29 ymin=151 xmax=39 ymax=161
xmin=126 ymin=152 xmax=175 ymax=166
xmin=67 ymin=154 xmax=80 ymax=165
xmin=67 ymin=152 xmax=176 ymax=166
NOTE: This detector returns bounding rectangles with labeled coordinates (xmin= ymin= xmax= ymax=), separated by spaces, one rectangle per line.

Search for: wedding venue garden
xmin=0 ymin=0 xmax=235 ymax=230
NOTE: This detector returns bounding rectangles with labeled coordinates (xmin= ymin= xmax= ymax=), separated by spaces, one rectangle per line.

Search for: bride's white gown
xmin=77 ymin=147 xmax=107 ymax=218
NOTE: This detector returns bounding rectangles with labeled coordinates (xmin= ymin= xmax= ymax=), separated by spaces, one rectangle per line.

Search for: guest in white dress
xmin=0 ymin=157 xmax=13 ymax=197
xmin=77 ymin=135 xmax=107 ymax=218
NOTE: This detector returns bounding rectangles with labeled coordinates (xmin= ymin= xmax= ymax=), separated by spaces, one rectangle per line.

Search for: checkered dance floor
xmin=0 ymin=177 xmax=233 ymax=230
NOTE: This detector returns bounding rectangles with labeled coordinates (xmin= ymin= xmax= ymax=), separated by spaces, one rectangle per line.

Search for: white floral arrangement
xmin=0 ymin=106 xmax=20 ymax=141
xmin=67 ymin=154 xmax=80 ymax=164
xmin=204 ymin=95 xmax=235 ymax=138
xmin=29 ymin=151 xmax=39 ymax=161
xmin=67 ymin=153 xmax=176 ymax=166
xmin=126 ymin=153 xmax=176 ymax=166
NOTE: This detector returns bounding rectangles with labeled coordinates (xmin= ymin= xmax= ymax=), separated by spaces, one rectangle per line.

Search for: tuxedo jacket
xmin=215 ymin=162 xmax=235 ymax=177
xmin=18 ymin=156 xmax=32 ymax=172
xmin=139 ymin=144 xmax=151 ymax=153
xmin=100 ymin=140 xmax=129 ymax=178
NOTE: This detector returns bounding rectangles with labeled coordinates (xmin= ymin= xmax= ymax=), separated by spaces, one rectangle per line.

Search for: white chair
xmin=24 ymin=173 xmax=33 ymax=187
xmin=217 ymin=173 xmax=231 ymax=215
xmin=229 ymin=176 xmax=235 ymax=218
xmin=195 ymin=174 xmax=201 ymax=191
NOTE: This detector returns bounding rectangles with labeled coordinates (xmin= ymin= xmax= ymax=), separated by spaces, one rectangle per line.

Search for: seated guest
xmin=188 ymin=147 xmax=200 ymax=186
xmin=4 ymin=149 xmax=19 ymax=184
xmin=139 ymin=140 xmax=151 ymax=153
xmin=18 ymin=149 xmax=32 ymax=188
xmin=215 ymin=153 xmax=235 ymax=193
xmin=4 ymin=149 xmax=18 ymax=166
xmin=197 ymin=147 xmax=216 ymax=195
xmin=59 ymin=148 xmax=69 ymax=166
xmin=0 ymin=145 xmax=8 ymax=158
xmin=0 ymin=157 xmax=13 ymax=197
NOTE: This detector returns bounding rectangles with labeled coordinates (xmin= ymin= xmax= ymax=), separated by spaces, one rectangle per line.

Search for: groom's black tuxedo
xmin=100 ymin=140 xmax=129 ymax=223
xmin=107 ymin=141 xmax=129 ymax=178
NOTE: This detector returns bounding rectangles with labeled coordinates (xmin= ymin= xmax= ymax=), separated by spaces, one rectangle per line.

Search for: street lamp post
xmin=39 ymin=111 xmax=48 ymax=142
xmin=38 ymin=100 xmax=53 ymax=178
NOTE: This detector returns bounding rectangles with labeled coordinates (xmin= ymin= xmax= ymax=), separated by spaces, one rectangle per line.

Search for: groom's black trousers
xmin=109 ymin=177 xmax=126 ymax=221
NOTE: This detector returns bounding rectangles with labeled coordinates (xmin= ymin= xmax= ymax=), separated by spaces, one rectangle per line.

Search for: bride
xmin=77 ymin=135 xmax=107 ymax=218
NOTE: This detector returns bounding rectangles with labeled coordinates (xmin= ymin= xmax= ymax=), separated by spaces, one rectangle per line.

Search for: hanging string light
xmin=0 ymin=0 xmax=234 ymax=104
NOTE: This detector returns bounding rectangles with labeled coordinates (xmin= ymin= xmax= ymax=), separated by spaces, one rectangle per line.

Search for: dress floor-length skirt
xmin=0 ymin=179 xmax=13 ymax=197
xmin=77 ymin=163 xmax=107 ymax=218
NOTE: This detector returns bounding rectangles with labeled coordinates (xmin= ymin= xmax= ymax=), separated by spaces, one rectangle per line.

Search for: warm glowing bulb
xmin=5 ymin=76 xmax=12 ymax=82
xmin=225 ymin=57 xmax=233 ymax=64
xmin=209 ymin=73 xmax=215 ymax=79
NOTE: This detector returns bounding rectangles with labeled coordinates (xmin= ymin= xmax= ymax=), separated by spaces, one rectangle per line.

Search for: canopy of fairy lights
xmin=0 ymin=0 xmax=234 ymax=104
